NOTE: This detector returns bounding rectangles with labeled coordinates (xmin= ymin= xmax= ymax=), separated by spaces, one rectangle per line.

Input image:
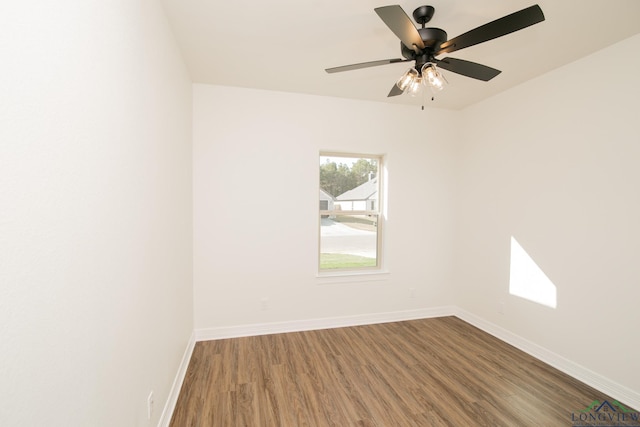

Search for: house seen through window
xmin=319 ymin=153 xmax=383 ymax=271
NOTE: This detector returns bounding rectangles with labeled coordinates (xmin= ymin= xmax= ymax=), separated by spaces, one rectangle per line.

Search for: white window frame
xmin=318 ymin=152 xmax=385 ymax=275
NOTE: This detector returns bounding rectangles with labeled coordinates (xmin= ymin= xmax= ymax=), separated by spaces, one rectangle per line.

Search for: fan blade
xmin=325 ymin=58 xmax=410 ymax=74
xmin=388 ymin=84 xmax=404 ymax=97
xmin=435 ymin=57 xmax=501 ymax=81
xmin=374 ymin=5 xmax=425 ymax=52
xmin=436 ymin=5 xmax=545 ymax=55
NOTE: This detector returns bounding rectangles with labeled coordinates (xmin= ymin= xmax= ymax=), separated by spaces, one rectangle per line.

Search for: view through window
xmin=319 ymin=153 xmax=382 ymax=271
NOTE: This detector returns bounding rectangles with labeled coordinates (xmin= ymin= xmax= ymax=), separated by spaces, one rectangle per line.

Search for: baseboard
xmin=454 ymin=308 xmax=640 ymax=411
xmin=158 ymin=331 xmax=196 ymax=427
xmin=195 ymin=306 xmax=457 ymax=341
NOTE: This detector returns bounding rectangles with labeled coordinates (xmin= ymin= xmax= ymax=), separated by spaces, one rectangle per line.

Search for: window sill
xmin=315 ymin=269 xmax=390 ymax=285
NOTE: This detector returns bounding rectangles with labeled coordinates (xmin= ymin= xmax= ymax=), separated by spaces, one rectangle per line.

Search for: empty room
xmin=1 ymin=0 xmax=639 ymax=426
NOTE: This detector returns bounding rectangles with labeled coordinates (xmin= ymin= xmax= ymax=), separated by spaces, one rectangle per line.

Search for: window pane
xmin=320 ymin=214 xmax=378 ymax=270
xmin=319 ymin=156 xmax=378 ymax=206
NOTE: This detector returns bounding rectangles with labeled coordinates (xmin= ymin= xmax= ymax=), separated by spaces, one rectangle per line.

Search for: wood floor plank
xmin=170 ymin=317 xmax=637 ymax=426
xmin=236 ymin=337 xmax=258 ymax=386
xmin=269 ymin=364 xmax=312 ymax=427
xmin=323 ymin=352 xmax=374 ymax=421
xmin=256 ymin=369 xmax=282 ymax=426
xmin=235 ymin=382 xmax=259 ymax=427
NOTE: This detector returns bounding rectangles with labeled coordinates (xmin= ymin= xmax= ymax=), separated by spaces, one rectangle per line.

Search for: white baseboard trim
xmin=195 ymin=306 xmax=457 ymax=341
xmin=454 ymin=308 xmax=640 ymax=411
xmin=158 ymin=331 xmax=196 ymax=427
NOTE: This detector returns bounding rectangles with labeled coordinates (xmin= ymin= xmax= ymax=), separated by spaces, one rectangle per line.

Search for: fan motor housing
xmin=401 ymin=27 xmax=447 ymax=60
xmin=419 ymin=27 xmax=447 ymax=48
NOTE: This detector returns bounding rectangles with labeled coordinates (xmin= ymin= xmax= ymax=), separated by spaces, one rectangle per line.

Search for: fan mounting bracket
xmin=413 ymin=5 xmax=435 ymax=26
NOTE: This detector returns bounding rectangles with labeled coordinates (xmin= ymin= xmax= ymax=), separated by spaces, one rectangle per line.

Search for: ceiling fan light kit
xmin=397 ymin=63 xmax=447 ymax=98
xmin=325 ymin=4 xmax=545 ymax=103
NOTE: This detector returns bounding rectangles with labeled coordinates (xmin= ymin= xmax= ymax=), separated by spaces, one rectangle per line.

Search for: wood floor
xmin=170 ymin=317 xmax=637 ymax=426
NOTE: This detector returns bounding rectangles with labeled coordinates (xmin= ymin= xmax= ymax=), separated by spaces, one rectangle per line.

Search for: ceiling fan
xmin=325 ymin=4 xmax=545 ymax=98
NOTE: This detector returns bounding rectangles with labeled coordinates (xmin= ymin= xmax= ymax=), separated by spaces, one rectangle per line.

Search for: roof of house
xmin=336 ymin=178 xmax=377 ymax=201
xmin=319 ymin=189 xmax=334 ymax=200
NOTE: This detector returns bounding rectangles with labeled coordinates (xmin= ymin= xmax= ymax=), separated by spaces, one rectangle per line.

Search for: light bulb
xmin=421 ymin=63 xmax=447 ymax=92
xmin=396 ymin=68 xmax=419 ymax=91
xmin=406 ymin=76 xmax=423 ymax=97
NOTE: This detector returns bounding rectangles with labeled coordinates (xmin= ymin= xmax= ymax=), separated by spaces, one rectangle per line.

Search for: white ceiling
xmin=161 ymin=0 xmax=640 ymax=110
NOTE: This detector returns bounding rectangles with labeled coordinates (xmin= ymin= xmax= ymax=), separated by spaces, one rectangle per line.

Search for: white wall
xmin=193 ymin=85 xmax=458 ymax=330
xmin=455 ymin=34 xmax=640 ymax=397
xmin=0 ymin=1 xmax=192 ymax=425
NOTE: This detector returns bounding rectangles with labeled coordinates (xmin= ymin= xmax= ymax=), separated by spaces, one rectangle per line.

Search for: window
xmin=319 ymin=153 xmax=383 ymax=271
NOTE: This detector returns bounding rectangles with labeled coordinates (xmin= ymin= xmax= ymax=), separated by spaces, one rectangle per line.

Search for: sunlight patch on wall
xmin=509 ymin=236 xmax=557 ymax=308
